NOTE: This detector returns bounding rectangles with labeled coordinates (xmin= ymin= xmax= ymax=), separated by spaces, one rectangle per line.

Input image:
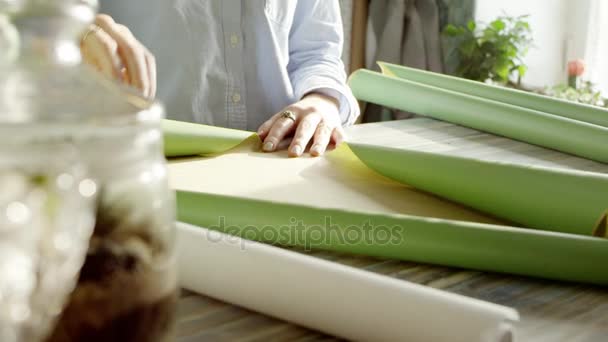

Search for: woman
xmin=82 ymin=0 xmax=359 ymax=157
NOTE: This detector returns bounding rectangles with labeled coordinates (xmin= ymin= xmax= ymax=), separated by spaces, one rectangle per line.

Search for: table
xmin=176 ymin=119 xmax=608 ymax=341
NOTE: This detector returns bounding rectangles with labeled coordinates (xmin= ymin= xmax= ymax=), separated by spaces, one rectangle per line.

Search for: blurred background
xmin=342 ymin=0 xmax=608 ymax=121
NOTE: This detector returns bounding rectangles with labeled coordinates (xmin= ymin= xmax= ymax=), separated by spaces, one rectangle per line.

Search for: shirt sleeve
xmin=287 ymin=0 xmax=360 ymax=126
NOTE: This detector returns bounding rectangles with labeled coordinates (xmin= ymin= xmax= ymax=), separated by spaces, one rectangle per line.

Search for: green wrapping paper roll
xmin=176 ymin=191 xmax=608 ymax=285
xmin=348 ymin=143 xmax=608 ymax=237
xmin=348 ymin=69 xmax=608 ymax=163
xmin=162 ymin=119 xmax=608 ymax=237
xmin=163 ymin=119 xmax=255 ymax=157
xmin=379 ymin=62 xmax=608 ymax=128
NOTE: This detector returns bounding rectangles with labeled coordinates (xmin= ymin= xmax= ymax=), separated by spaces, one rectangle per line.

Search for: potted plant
xmin=443 ymin=15 xmax=533 ymax=88
xmin=538 ymin=60 xmax=607 ymax=108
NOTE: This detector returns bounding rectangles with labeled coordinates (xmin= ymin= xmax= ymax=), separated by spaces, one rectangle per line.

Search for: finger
xmin=289 ymin=114 xmax=322 ymax=157
xmin=310 ymin=122 xmax=334 ymax=157
xmin=257 ymin=115 xmax=279 ymax=139
xmin=121 ymin=67 xmax=129 ymax=84
xmin=332 ymin=126 xmax=347 ymax=147
xmin=81 ymin=26 xmax=121 ymax=79
xmin=277 ymin=137 xmax=292 ymax=151
xmin=80 ymin=44 xmax=97 ymax=70
xmin=145 ymin=49 xmax=156 ymax=98
xmin=95 ymin=15 xmax=148 ymax=95
xmin=115 ymin=25 xmax=149 ymax=95
xmin=262 ymin=115 xmax=298 ymax=152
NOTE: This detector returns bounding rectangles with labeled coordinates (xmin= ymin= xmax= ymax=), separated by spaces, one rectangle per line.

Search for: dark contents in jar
xmin=45 ymin=200 xmax=177 ymax=342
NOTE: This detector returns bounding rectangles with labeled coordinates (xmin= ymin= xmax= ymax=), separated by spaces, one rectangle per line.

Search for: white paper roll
xmin=176 ymin=222 xmax=519 ymax=342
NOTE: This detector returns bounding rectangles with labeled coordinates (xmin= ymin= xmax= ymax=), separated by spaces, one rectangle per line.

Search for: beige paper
xmin=169 ymin=138 xmax=502 ymax=225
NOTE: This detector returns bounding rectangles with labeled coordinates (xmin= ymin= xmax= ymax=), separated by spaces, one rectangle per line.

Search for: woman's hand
xmin=80 ymin=14 xmax=156 ymax=99
xmin=257 ymin=93 xmax=345 ymax=157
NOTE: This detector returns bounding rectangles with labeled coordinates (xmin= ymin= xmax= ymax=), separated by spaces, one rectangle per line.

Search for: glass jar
xmin=0 ymin=142 xmax=97 ymax=342
xmin=0 ymin=0 xmax=178 ymax=341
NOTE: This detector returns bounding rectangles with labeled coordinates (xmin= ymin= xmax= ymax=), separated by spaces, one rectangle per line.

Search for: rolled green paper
xmin=176 ymin=191 xmax=608 ymax=285
xmin=379 ymin=62 xmax=608 ymax=128
xmin=163 ymin=119 xmax=608 ymax=236
xmin=162 ymin=119 xmax=255 ymax=157
xmin=348 ymin=143 xmax=608 ymax=237
xmin=348 ymin=69 xmax=608 ymax=163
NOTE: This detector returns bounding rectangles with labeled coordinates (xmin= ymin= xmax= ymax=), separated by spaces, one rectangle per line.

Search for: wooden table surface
xmin=176 ymin=119 xmax=608 ymax=341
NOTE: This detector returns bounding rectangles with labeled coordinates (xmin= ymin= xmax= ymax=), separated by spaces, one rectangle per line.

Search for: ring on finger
xmin=81 ymin=25 xmax=101 ymax=45
xmin=280 ymin=110 xmax=297 ymax=122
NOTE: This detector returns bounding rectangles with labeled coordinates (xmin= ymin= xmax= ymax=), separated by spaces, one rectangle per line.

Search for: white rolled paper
xmin=177 ymin=222 xmax=519 ymax=342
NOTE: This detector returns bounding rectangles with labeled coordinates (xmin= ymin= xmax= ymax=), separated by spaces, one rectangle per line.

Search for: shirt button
xmin=232 ymin=93 xmax=241 ymax=103
xmin=230 ymin=34 xmax=239 ymax=47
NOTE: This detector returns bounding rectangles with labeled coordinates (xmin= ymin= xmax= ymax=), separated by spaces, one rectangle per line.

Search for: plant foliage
xmin=444 ymin=15 xmax=533 ymax=85
xmin=539 ymin=82 xmax=607 ymax=109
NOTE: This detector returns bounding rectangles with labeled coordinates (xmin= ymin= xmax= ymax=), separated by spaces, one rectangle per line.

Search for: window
xmin=584 ymin=0 xmax=608 ymax=94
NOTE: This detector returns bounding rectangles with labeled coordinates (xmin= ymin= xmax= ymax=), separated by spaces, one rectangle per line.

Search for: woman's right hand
xmin=80 ymin=14 xmax=156 ymax=99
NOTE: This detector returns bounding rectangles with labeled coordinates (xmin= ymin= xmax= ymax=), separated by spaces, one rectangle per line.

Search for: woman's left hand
xmin=81 ymin=14 xmax=156 ymax=99
xmin=257 ymin=93 xmax=345 ymax=157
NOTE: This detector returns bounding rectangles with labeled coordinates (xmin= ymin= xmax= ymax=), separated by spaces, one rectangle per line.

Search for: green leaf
xmin=491 ymin=19 xmax=506 ymax=32
xmin=467 ymin=21 xmax=476 ymax=32
xmin=516 ymin=21 xmax=531 ymax=31
xmin=517 ymin=65 xmax=528 ymax=77
xmin=505 ymin=47 xmax=517 ymax=58
xmin=459 ymin=39 xmax=478 ymax=57
xmin=443 ymin=24 xmax=463 ymax=37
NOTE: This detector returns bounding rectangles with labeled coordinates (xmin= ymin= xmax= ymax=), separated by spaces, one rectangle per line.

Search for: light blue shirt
xmin=100 ymin=0 xmax=360 ymax=131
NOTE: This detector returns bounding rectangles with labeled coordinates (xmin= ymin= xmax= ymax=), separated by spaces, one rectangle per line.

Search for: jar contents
xmin=46 ymin=140 xmax=178 ymax=342
xmin=0 ymin=150 xmax=97 ymax=342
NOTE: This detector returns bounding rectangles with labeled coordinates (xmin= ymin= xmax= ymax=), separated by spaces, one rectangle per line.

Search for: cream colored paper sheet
xmin=177 ymin=222 xmax=519 ymax=342
xmin=169 ymin=138 xmax=501 ymax=225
